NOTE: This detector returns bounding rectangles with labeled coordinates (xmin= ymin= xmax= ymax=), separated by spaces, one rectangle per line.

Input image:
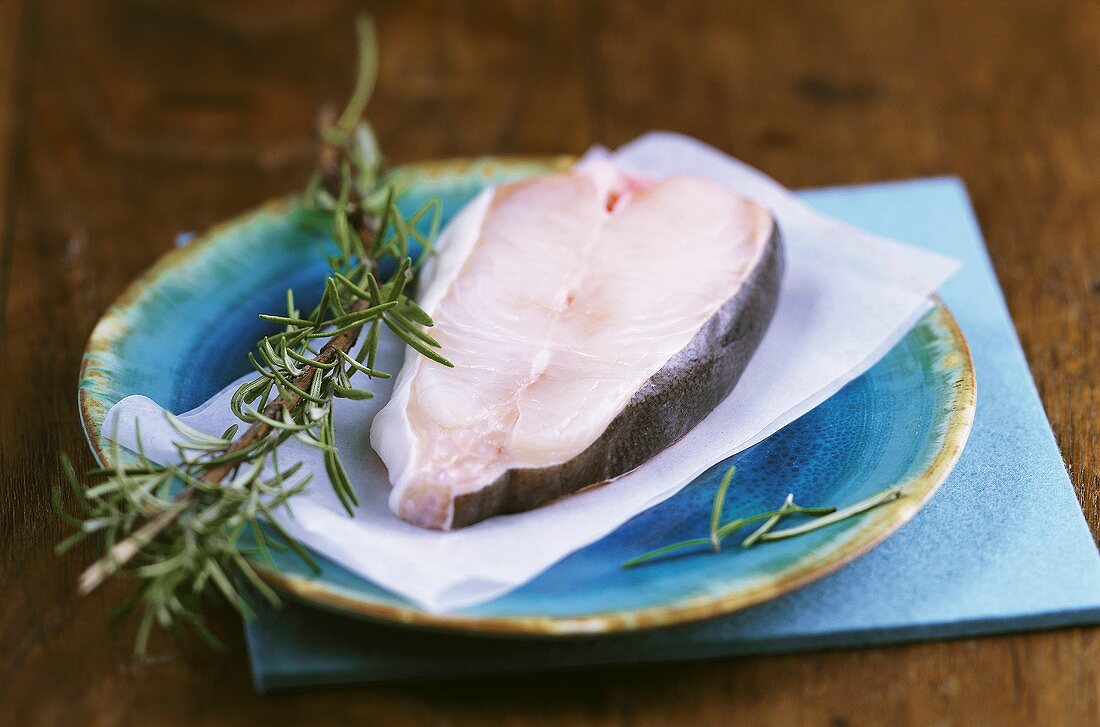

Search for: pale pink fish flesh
xmin=371 ymin=159 xmax=782 ymax=529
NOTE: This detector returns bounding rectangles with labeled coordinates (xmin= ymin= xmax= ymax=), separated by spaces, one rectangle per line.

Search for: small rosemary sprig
xmin=55 ymin=16 xmax=450 ymax=653
xmin=623 ymin=466 xmax=904 ymax=568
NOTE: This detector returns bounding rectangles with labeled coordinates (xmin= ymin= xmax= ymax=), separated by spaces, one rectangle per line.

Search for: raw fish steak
xmin=372 ymin=160 xmax=783 ymax=529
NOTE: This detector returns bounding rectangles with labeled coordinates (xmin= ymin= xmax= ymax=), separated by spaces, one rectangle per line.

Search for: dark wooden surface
xmin=2 ymin=0 xmax=1098 ymax=723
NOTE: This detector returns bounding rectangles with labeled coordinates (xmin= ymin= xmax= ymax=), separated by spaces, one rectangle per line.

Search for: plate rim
xmin=78 ymin=156 xmax=977 ymax=637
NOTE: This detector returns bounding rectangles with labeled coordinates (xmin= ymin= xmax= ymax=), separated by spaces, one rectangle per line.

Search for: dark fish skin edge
xmin=450 ymin=220 xmax=785 ymax=529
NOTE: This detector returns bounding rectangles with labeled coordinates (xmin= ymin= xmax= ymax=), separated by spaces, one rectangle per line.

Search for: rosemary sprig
xmin=622 ymin=466 xmax=904 ymax=569
xmin=56 ymin=15 xmax=450 ymax=653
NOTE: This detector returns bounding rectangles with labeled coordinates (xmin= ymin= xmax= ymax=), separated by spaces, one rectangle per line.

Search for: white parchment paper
xmin=104 ymin=133 xmax=960 ymax=612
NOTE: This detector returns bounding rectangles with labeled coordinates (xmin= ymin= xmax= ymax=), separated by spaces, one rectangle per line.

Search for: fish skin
xmin=372 ymin=164 xmax=783 ymax=529
xmin=448 ymin=225 xmax=783 ymax=528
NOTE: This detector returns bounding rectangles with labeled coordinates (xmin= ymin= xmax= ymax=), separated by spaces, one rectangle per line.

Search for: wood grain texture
xmin=1 ymin=0 xmax=1097 ymax=723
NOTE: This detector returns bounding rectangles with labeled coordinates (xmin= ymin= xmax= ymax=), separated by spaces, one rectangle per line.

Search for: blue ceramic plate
xmin=80 ymin=157 xmax=976 ymax=636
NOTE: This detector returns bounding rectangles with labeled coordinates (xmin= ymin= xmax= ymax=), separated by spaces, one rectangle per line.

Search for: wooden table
xmin=2 ymin=0 xmax=1097 ymax=723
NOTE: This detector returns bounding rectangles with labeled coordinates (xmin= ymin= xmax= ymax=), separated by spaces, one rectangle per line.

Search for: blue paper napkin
xmin=245 ymin=177 xmax=1100 ymax=691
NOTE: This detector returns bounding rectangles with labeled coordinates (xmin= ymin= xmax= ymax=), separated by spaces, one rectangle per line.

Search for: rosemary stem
xmin=758 ymin=487 xmax=904 ymax=542
xmin=58 ymin=17 xmax=456 ymax=653
xmin=76 ymin=298 xmax=375 ymax=595
xmin=76 ymin=112 xmax=380 ymax=596
xmin=78 ymin=493 xmax=192 ymax=595
xmin=741 ymin=493 xmax=794 ymax=548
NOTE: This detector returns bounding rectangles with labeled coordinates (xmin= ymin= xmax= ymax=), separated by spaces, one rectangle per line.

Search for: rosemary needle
xmin=621 ymin=538 xmax=715 ymax=569
xmin=709 ymin=465 xmax=735 ymax=552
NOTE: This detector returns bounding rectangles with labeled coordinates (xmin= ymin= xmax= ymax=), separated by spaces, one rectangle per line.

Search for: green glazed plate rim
xmin=78 ymin=156 xmax=976 ymax=637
